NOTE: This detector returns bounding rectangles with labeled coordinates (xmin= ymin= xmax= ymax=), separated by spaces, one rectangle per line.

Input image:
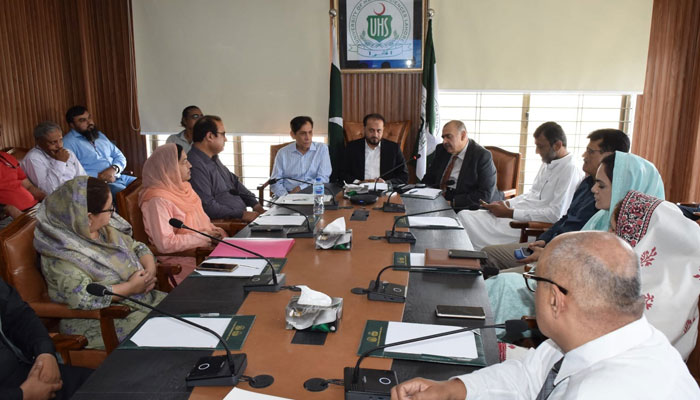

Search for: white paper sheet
xmin=223 ymin=387 xmax=292 ymax=400
xmin=130 ymin=317 xmax=231 ymax=348
xmin=409 ymin=253 xmax=425 ymax=266
xmin=276 ymin=193 xmax=332 ymax=205
xmin=402 ymin=187 xmax=442 ymax=199
xmin=407 ymin=216 xmax=462 ymax=228
xmin=196 ymin=258 xmax=268 ymax=277
xmin=360 ymin=182 xmax=388 ymax=191
xmin=253 ymin=215 xmax=306 ymax=226
xmin=385 ymin=321 xmax=477 ymax=359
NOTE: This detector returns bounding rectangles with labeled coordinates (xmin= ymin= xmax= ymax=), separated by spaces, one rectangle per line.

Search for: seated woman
xmin=486 ymin=153 xmax=664 ymax=335
xmin=139 ymin=143 xmax=225 ymax=282
xmin=34 ymin=176 xmax=166 ymax=349
xmin=612 ymin=190 xmax=700 ymax=359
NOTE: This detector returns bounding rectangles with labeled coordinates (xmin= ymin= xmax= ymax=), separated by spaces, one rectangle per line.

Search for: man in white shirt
xmin=391 ymin=231 xmax=700 ymax=400
xmin=458 ymin=122 xmax=583 ymax=250
xmin=21 ymin=121 xmax=86 ymax=194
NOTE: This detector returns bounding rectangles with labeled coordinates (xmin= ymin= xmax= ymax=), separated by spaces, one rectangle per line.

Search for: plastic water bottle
xmin=313 ymin=177 xmax=325 ymax=217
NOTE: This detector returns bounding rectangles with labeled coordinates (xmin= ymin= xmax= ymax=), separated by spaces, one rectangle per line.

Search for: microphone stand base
xmin=244 ymin=273 xmax=287 ymax=292
xmin=186 ymin=354 xmax=247 ymax=387
xmin=385 ymin=230 xmax=416 ymax=244
xmin=381 ymin=202 xmax=405 ymax=213
xmin=367 ymin=280 xmax=406 ymax=303
xmin=343 ymin=367 xmax=396 ymax=400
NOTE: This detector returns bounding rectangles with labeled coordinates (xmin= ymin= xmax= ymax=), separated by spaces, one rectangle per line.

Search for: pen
xmin=407 ymin=189 xmax=418 ymax=194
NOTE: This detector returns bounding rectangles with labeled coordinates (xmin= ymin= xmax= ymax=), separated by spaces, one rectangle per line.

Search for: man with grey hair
xmin=21 ymin=121 xmax=85 ymax=194
xmin=391 ymin=232 xmax=700 ymax=399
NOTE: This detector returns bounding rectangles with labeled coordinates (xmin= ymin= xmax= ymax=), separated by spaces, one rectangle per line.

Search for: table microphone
xmin=303 ymin=320 xmax=529 ymax=397
xmin=350 ymin=265 xmax=482 ymax=303
xmin=382 ymin=206 xmax=462 ymax=244
xmin=85 ymin=283 xmax=274 ymax=388
xmin=230 ymin=189 xmax=314 ymax=238
xmin=168 ymin=218 xmax=292 ymax=292
xmin=269 ymin=177 xmax=339 ymax=210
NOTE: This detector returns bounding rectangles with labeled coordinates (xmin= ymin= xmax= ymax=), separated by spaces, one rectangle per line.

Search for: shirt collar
xmin=189 ymin=145 xmax=216 ymax=163
xmin=365 ymin=139 xmax=381 ymax=152
xmin=294 ymin=141 xmax=317 ymax=155
xmin=555 ymin=316 xmax=651 ymax=385
xmin=547 ymin=152 xmax=573 ymax=170
xmin=455 ymin=141 xmax=469 ymax=161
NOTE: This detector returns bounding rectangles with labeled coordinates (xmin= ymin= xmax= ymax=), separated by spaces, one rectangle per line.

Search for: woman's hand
xmin=126 ymin=270 xmax=156 ymax=295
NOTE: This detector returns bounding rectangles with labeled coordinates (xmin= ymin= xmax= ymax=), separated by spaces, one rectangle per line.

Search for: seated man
xmin=188 ymin=115 xmax=265 ymax=222
xmin=392 ymin=232 xmax=700 ymax=399
xmin=62 ymin=105 xmax=136 ymax=196
xmin=482 ymin=129 xmax=630 ymax=272
xmin=458 ymin=122 xmax=583 ymax=250
xmin=165 ymin=105 xmax=203 ymax=153
xmin=342 ymin=113 xmax=408 ymax=185
xmin=422 ymin=120 xmax=500 ymax=210
xmin=21 ymin=121 xmax=86 ymax=195
xmin=270 ymin=116 xmax=331 ymax=197
xmin=0 ymin=277 xmax=92 ymax=400
xmin=0 ymin=147 xmax=45 ymax=230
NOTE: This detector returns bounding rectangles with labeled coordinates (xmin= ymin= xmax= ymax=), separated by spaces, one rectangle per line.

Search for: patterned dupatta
xmin=615 ymin=190 xmax=700 ymax=359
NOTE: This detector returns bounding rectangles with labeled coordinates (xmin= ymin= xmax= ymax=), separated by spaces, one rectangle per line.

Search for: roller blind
xmin=431 ymin=0 xmax=653 ymax=91
xmin=132 ymin=0 xmax=330 ymax=134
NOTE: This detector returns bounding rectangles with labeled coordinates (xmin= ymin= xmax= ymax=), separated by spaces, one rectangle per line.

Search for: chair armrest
xmin=50 ymin=333 xmax=88 ymax=365
xmin=509 ymin=221 xmax=553 ymax=230
xmin=31 ymin=302 xmax=131 ymax=320
xmin=212 ymin=220 xmax=247 ymax=236
xmin=679 ymin=202 xmax=699 ymax=208
xmin=155 ymin=262 xmax=183 ymax=292
xmin=509 ymin=221 xmax=529 ymax=229
xmin=257 ymin=181 xmax=271 ymax=206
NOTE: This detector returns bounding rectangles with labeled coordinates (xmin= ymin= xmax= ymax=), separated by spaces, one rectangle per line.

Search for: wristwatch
xmin=111 ymin=165 xmax=120 ymax=174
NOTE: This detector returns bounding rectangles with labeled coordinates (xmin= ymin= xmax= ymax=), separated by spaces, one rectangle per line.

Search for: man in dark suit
xmin=423 ymin=120 xmax=501 ymax=209
xmin=341 ymin=113 xmax=408 ymax=185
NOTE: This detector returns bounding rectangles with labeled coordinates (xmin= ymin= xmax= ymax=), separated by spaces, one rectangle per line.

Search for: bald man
xmin=422 ymin=120 xmax=500 ymax=210
xmin=391 ymin=232 xmax=700 ymax=399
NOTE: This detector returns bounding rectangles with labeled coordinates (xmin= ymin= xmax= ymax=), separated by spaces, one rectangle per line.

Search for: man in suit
xmin=342 ymin=113 xmax=408 ymax=185
xmin=423 ymin=120 xmax=500 ymax=210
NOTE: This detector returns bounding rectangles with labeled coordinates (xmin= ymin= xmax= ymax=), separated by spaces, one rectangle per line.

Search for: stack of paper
xmin=407 ymin=216 xmax=462 ymax=228
xmin=402 ymin=187 xmax=442 ymax=199
xmin=386 ymin=321 xmax=477 ymax=359
xmin=275 ymin=193 xmax=332 ymax=205
xmin=130 ymin=317 xmax=231 ymax=348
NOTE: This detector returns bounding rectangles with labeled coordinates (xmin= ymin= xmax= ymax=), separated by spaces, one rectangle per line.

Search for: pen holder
xmin=315 ymin=229 xmax=352 ymax=250
xmin=285 ymin=296 xmax=343 ymax=331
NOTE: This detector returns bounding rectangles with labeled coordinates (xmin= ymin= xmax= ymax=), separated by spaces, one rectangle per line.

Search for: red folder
xmin=208 ymin=238 xmax=295 ymax=258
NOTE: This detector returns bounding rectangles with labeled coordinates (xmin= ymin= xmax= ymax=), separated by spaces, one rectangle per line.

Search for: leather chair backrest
xmin=486 ymin=146 xmax=521 ymax=193
xmin=115 ymin=178 xmax=150 ymax=244
xmin=343 ymin=121 xmax=411 ymax=153
xmin=0 ymin=147 xmax=30 ymax=162
xmin=0 ymin=214 xmax=49 ymax=304
xmin=268 ymin=142 xmax=294 ymax=175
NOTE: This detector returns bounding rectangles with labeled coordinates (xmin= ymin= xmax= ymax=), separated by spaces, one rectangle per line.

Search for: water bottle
xmin=313 ymin=177 xmax=325 ymax=217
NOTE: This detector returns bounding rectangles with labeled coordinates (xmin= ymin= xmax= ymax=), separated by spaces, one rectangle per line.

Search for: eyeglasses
xmin=585 ymin=147 xmax=605 ymax=155
xmin=214 ymin=131 xmax=226 ymax=136
xmin=95 ymin=208 xmax=115 ymax=217
xmin=522 ymin=271 xmax=569 ymax=295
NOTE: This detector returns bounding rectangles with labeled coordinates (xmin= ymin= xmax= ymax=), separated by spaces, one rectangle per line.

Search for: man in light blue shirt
xmin=270 ymin=116 xmax=331 ymax=197
xmin=62 ymin=106 xmax=136 ymax=196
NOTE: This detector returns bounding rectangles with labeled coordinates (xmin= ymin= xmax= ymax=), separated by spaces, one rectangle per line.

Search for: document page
xmin=196 ymin=258 xmax=268 ymax=277
xmin=385 ymin=321 xmax=477 ymax=359
xmin=402 ymin=188 xmax=442 ymax=199
xmin=276 ymin=193 xmax=332 ymax=205
xmin=360 ymin=182 xmax=388 ymax=191
xmin=407 ymin=216 xmax=462 ymax=228
xmin=130 ymin=317 xmax=231 ymax=348
xmin=223 ymin=388 xmax=292 ymax=400
xmin=409 ymin=253 xmax=425 ymax=266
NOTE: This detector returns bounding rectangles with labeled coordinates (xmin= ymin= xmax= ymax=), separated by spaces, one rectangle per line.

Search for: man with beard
xmin=341 ymin=113 xmax=408 ymax=185
xmin=457 ymin=122 xmax=583 ymax=250
xmin=21 ymin=121 xmax=86 ymax=194
xmin=422 ymin=120 xmax=501 ymax=210
xmin=62 ymin=106 xmax=136 ymax=196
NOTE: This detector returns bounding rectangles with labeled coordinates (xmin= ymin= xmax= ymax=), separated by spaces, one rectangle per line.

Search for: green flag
xmin=328 ymin=15 xmax=344 ymax=181
xmin=416 ymin=17 xmax=439 ymax=180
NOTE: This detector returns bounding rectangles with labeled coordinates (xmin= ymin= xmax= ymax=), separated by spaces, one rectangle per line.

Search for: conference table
xmin=73 ymin=192 xmax=498 ymax=399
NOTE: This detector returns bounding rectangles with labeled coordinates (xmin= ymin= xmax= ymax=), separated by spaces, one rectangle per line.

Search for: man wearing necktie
xmin=422 ymin=120 xmax=500 ymax=210
xmin=391 ymin=232 xmax=700 ymax=399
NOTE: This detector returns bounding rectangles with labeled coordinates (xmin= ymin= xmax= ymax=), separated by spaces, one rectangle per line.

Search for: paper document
xmin=386 ymin=321 xmax=477 ymax=359
xmin=254 ymin=215 xmax=306 ymax=226
xmin=402 ymin=188 xmax=442 ymax=199
xmin=407 ymin=216 xmax=462 ymax=228
xmin=276 ymin=193 xmax=332 ymax=205
xmin=360 ymin=182 xmax=388 ymax=191
xmin=409 ymin=253 xmax=425 ymax=266
xmin=196 ymin=258 xmax=268 ymax=277
xmin=130 ymin=317 xmax=231 ymax=348
xmin=224 ymin=387 xmax=292 ymax=400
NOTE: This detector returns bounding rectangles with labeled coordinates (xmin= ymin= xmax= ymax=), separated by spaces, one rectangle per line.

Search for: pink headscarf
xmin=139 ymin=143 xmax=214 ymax=231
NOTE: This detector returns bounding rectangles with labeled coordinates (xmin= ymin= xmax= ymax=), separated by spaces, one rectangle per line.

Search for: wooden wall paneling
xmin=633 ymin=0 xmax=700 ymax=202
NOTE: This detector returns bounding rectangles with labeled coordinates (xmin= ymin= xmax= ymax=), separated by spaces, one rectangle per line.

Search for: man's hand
xmin=97 ymin=167 xmax=117 ymax=183
xmin=517 ymin=240 xmax=546 ymax=264
xmin=5 ymin=204 xmax=22 ymax=219
xmin=21 ymin=179 xmax=46 ymax=201
xmin=391 ymin=377 xmax=466 ymax=400
xmin=252 ymin=204 xmax=265 ymax=214
xmin=36 ymin=354 xmax=61 ymax=385
xmin=19 ymin=356 xmax=63 ymax=400
xmin=241 ymin=211 xmax=260 ymax=223
xmin=289 ymin=186 xmax=302 ymax=194
xmin=51 ymin=148 xmax=70 ymax=163
xmin=481 ymin=201 xmax=513 ymax=218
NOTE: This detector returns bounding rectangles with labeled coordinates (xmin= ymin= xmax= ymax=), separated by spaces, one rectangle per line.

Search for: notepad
xmin=386 ymin=321 xmax=478 ymax=359
xmin=401 ymin=187 xmax=442 ymax=199
xmin=407 ymin=216 xmax=462 ymax=228
xmin=129 ymin=317 xmax=231 ymax=348
xmin=224 ymin=388 xmax=292 ymax=400
xmin=209 ymin=238 xmax=295 ymax=258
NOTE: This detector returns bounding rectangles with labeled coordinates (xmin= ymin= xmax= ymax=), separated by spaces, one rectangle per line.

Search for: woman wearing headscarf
xmin=34 ymin=176 xmax=166 ymax=349
xmin=139 ymin=143 xmax=226 ymax=282
xmin=485 ymin=152 xmax=665 ymax=336
xmin=612 ymin=190 xmax=700 ymax=359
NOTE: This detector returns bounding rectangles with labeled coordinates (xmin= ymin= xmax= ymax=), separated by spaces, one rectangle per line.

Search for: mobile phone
xmin=448 ymin=249 xmax=488 ymax=260
xmin=195 ymin=263 xmax=237 ymax=272
xmin=435 ymin=305 xmax=486 ymax=320
xmin=514 ymin=247 xmax=534 ymax=260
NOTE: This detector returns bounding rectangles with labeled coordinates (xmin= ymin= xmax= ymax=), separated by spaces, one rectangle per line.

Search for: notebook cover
xmin=424 ymin=248 xmax=480 ymax=270
xmin=208 ymin=238 xmax=295 ymax=258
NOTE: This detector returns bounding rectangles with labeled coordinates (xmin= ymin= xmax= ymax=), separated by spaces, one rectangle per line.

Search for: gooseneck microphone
xmin=304 ymin=320 xmax=529 ymax=396
xmin=371 ymin=154 xmax=419 ymax=194
xmin=384 ymin=206 xmax=458 ymax=244
xmin=85 ymin=283 xmax=273 ymax=388
xmin=168 ymin=218 xmax=292 ymax=292
xmin=230 ymin=190 xmax=314 ymax=238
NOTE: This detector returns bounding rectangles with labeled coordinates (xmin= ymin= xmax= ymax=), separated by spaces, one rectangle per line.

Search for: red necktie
xmin=440 ymin=155 xmax=457 ymax=191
